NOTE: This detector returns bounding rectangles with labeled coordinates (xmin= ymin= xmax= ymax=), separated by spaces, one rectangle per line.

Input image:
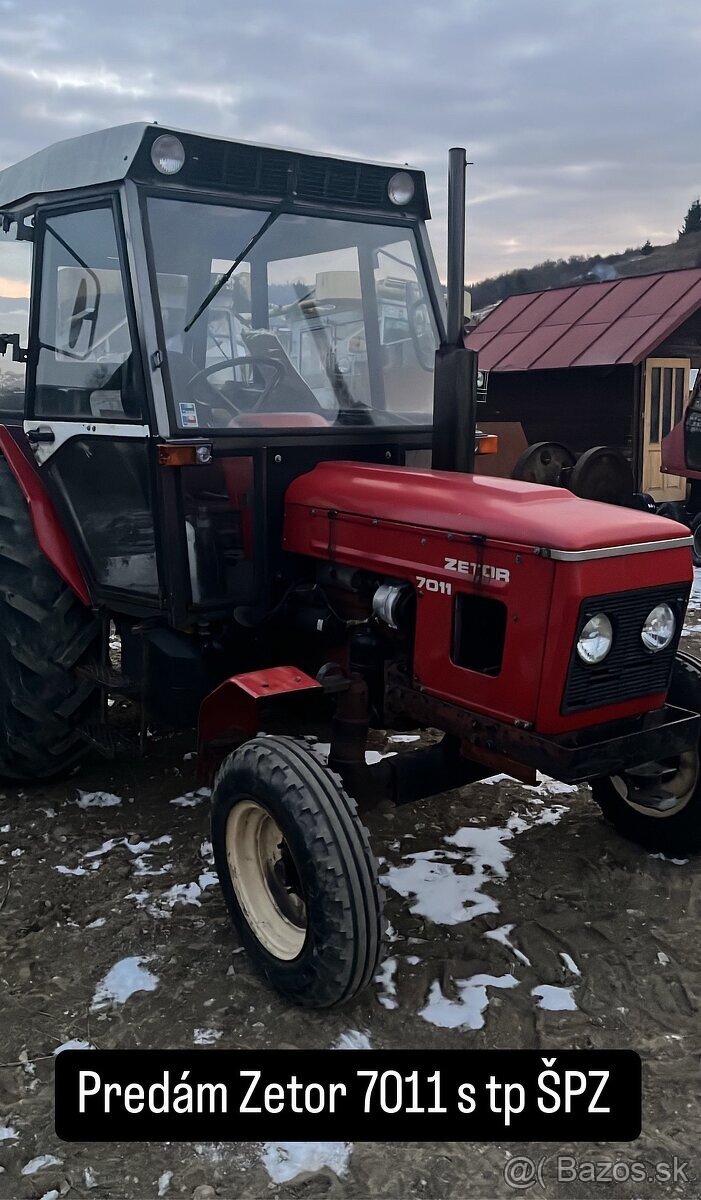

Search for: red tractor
xmin=0 ymin=127 xmax=698 ymax=1007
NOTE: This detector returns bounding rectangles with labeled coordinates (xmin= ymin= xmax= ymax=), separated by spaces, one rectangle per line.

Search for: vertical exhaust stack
xmin=432 ymin=147 xmax=478 ymax=474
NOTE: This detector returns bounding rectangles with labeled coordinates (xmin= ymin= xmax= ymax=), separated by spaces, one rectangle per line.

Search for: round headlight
xmin=641 ymin=603 xmax=675 ymax=652
xmin=387 ymin=171 xmax=415 ymax=206
xmin=150 ymin=134 xmax=185 ymax=175
xmin=576 ymin=613 xmax=613 ymax=664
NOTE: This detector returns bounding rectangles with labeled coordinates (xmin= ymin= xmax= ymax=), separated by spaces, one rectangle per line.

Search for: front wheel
xmin=211 ymin=736 xmax=384 ymax=1007
xmin=590 ymin=653 xmax=701 ymax=855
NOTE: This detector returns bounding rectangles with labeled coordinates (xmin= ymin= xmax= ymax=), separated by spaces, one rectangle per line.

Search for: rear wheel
xmin=0 ymin=456 xmax=100 ymax=780
xmin=211 ymin=735 xmax=384 ymax=1007
xmin=590 ymin=653 xmax=701 ymax=855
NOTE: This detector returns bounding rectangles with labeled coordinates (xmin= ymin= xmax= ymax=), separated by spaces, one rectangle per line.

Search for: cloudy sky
xmin=0 ymin=0 xmax=697 ymax=282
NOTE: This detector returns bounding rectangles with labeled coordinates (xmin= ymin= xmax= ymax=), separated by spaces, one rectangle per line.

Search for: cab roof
xmin=0 ymin=123 xmax=430 ymax=219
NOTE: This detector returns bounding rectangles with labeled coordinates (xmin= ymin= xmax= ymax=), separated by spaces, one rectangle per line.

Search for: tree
xmin=679 ymin=199 xmax=701 ymax=239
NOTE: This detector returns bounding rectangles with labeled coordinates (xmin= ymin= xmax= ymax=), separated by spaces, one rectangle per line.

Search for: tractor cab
xmin=0 ymin=125 xmax=442 ymax=625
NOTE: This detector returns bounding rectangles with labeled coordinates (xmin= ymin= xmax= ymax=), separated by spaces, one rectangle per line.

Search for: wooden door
xmin=642 ymin=358 xmax=689 ymax=499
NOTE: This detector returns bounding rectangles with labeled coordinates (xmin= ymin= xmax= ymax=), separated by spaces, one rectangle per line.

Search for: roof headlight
xmin=576 ymin=612 xmax=613 ymax=665
xmin=151 ymin=134 xmax=185 ymax=176
xmin=387 ymin=171 xmax=415 ymax=206
xmin=641 ymin=603 xmax=676 ymax=652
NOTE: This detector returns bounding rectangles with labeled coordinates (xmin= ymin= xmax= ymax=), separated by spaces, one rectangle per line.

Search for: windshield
xmin=146 ymin=198 xmax=439 ymax=431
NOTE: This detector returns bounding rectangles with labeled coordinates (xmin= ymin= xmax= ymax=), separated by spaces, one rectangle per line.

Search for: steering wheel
xmin=188 ymin=355 xmax=286 ymax=416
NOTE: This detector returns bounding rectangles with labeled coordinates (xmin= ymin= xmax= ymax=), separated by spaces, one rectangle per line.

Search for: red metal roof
xmin=466 ymin=268 xmax=701 ymax=371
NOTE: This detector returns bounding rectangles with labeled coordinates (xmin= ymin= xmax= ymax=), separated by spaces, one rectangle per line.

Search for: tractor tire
xmin=590 ymin=653 xmax=701 ymax=856
xmin=0 ymin=456 xmax=100 ymax=780
xmin=655 ymin=500 xmax=687 ymax=523
xmin=690 ymin=512 xmax=701 ymax=568
xmin=211 ymin=735 xmax=384 ymax=1008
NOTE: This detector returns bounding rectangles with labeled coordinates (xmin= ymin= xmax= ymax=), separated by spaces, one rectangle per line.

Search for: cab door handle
xmin=26 ymin=427 xmax=55 ymax=445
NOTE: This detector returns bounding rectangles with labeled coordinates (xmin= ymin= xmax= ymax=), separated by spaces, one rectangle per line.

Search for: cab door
xmin=642 ymin=357 xmax=689 ymax=500
xmin=24 ymin=200 xmax=162 ymax=607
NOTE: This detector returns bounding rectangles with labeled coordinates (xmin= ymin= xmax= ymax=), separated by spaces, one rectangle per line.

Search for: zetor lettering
xmin=443 ymin=558 xmax=510 ymax=583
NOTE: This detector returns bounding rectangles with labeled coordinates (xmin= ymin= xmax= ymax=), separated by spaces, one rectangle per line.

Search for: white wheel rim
xmin=611 ymin=747 xmax=699 ymax=819
xmin=225 ymin=799 xmax=306 ymax=960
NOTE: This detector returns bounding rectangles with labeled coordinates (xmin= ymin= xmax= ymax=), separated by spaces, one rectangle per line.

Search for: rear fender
xmin=0 ymin=425 xmax=91 ymax=606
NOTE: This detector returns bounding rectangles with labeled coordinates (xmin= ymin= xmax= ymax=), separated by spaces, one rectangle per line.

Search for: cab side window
xmin=0 ymin=227 xmax=31 ymax=419
xmin=34 ymin=205 xmax=143 ymax=421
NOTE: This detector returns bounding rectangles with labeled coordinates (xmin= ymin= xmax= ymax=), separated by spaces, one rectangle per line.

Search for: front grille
xmin=562 ymin=584 xmax=689 ymax=714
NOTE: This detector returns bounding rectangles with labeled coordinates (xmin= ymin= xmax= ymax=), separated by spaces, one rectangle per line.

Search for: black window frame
xmin=27 ymin=193 xmax=146 ymax=424
xmin=137 ymin=182 xmax=443 ymax=439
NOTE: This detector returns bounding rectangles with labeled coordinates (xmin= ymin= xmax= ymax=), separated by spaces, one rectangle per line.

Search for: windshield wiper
xmin=183 ymin=201 xmax=285 ymax=333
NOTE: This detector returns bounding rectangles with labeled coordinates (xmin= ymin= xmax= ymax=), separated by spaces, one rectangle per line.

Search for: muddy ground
xmin=1 ymin=599 xmax=700 ymax=1200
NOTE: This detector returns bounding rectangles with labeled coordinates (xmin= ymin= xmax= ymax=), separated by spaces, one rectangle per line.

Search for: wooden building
xmin=465 ymin=269 xmax=701 ymax=500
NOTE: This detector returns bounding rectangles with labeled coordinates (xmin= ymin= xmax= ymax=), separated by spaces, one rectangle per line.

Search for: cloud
xmin=0 ymin=0 xmax=695 ymax=281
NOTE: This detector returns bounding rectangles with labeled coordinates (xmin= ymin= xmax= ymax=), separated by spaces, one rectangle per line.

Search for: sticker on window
xmin=179 ymin=401 xmax=198 ymax=428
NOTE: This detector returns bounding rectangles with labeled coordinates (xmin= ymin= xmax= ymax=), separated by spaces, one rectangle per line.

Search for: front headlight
xmin=576 ymin=612 xmax=613 ymax=664
xmin=387 ymin=171 xmax=415 ymax=206
xmin=641 ymin=603 xmax=676 ymax=652
xmin=151 ymin=134 xmax=185 ymax=175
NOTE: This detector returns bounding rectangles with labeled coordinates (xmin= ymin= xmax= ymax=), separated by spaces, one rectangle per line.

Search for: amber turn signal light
xmin=158 ymin=443 xmax=213 ymax=466
xmin=475 ymin=433 xmax=498 ymax=455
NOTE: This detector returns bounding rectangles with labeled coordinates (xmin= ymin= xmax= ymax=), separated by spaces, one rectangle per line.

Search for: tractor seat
xmin=240 ymin=328 xmax=324 ymax=415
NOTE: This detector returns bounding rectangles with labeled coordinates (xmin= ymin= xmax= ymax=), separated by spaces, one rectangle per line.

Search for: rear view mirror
xmin=0 ymin=333 xmax=27 ymax=362
xmin=68 ymin=276 xmax=99 ymax=352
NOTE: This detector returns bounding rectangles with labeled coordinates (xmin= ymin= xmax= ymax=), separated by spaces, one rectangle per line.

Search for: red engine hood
xmin=285 ymin=462 xmax=691 ymax=552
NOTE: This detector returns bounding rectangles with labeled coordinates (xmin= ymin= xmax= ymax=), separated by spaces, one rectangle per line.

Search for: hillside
xmin=470 ymin=231 xmax=701 ymax=312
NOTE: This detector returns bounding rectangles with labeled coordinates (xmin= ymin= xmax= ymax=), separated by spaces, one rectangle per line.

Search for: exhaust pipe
xmin=446 ymin=147 xmax=467 ymax=346
xmin=432 ymin=147 xmax=478 ymax=474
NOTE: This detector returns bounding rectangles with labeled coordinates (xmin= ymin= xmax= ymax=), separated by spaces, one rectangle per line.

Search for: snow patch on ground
xmin=157 ymin=1169 xmax=173 ymax=1195
xmin=559 ymin=952 xmax=581 ymax=976
xmin=650 ymin=852 xmax=689 ymax=866
xmin=170 ymin=787 xmax=210 ymax=807
xmin=420 ymin=974 xmax=519 ymax=1029
xmin=382 ymin=847 xmax=501 ymax=924
xmin=21 ymin=1154 xmax=62 ymax=1175
xmin=194 ymin=1028 xmax=222 ymax=1045
xmin=484 ymin=922 xmax=531 ymax=966
xmin=75 ymin=790 xmax=122 ymax=809
xmin=308 ymin=740 xmax=396 ymax=765
xmin=365 ymin=749 xmax=397 ymax=764
xmin=54 ymin=1039 xmax=94 ymax=1054
xmin=262 ymin=1140 xmax=352 ymax=1183
xmin=91 ymin=956 xmax=159 ymax=1010
xmin=387 ymin=733 xmax=421 ymax=743
xmin=55 ymin=834 xmax=173 ymax=878
xmin=127 ymin=871 xmax=219 ymax=918
xmin=475 ymin=771 xmax=578 ymax=796
xmin=332 ymin=1030 xmax=372 ymax=1050
xmin=375 ymin=957 xmax=398 ymax=1009
xmin=532 ymin=984 xmax=578 ymax=1011
xmin=384 ymin=805 xmax=566 ymax=927
xmin=0 ymin=1121 xmax=18 ymax=1140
